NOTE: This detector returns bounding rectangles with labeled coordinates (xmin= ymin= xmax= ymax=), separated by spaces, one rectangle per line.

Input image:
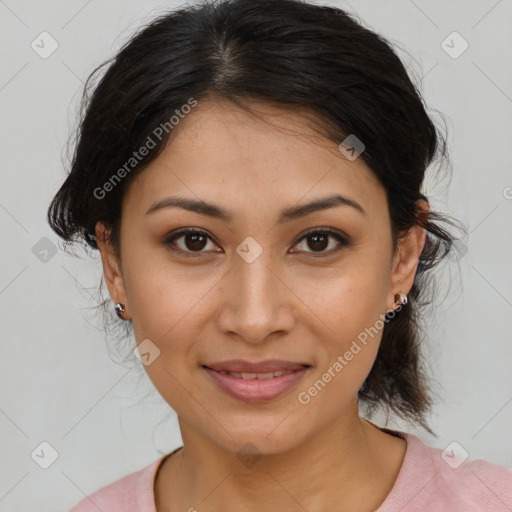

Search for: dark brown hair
xmin=48 ymin=0 xmax=466 ymax=436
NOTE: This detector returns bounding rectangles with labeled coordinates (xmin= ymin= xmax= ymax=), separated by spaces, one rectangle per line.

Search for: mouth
xmin=202 ymin=358 xmax=312 ymax=374
xmin=204 ymin=368 xmax=304 ymax=379
xmin=201 ymin=360 xmax=312 ymax=402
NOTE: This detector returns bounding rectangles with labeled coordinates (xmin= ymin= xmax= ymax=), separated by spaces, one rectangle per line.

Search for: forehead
xmin=123 ymin=98 xmax=387 ymax=220
xmin=163 ymin=97 xmax=354 ymax=167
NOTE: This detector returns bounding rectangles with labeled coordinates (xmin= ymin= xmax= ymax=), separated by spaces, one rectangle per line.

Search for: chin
xmin=205 ymin=421 xmax=308 ymax=458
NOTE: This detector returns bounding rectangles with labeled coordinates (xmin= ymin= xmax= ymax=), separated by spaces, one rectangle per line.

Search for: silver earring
xmin=394 ymin=292 xmax=408 ymax=306
xmin=114 ymin=302 xmax=126 ymax=319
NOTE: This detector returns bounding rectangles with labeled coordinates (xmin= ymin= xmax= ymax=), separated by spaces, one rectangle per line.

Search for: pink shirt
xmin=69 ymin=427 xmax=512 ymax=511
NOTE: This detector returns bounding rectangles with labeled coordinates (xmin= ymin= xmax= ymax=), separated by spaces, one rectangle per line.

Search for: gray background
xmin=1 ymin=0 xmax=511 ymax=510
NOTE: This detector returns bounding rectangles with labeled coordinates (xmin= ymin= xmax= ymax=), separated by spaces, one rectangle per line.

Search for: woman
xmin=48 ymin=0 xmax=512 ymax=510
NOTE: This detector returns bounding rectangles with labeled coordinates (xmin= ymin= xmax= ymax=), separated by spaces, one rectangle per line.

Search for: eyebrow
xmin=145 ymin=194 xmax=366 ymax=222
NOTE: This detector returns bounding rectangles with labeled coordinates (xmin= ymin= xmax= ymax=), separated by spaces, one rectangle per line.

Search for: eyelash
xmin=162 ymin=227 xmax=350 ymax=258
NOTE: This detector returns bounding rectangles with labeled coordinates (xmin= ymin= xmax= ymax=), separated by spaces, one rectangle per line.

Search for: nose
xmin=214 ymin=252 xmax=296 ymax=344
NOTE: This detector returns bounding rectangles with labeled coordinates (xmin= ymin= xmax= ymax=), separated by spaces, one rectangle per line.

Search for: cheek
xmin=123 ymin=251 xmax=214 ymax=337
xmin=301 ymin=283 xmax=383 ymax=391
xmin=289 ymin=252 xmax=389 ymax=394
xmin=124 ymin=262 xmax=209 ymax=410
xmin=292 ymin=250 xmax=390 ymax=345
xmin=293 ymin=278 xmax=386 ymax=423
xmin=123 ymin=257 xmax=220 ymax=402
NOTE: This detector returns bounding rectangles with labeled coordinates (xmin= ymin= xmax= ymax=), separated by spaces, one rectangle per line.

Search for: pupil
xmin=309 ymin=234 xmax=328 ymax=251
xmin=186 ymin=233 xmax=206 ymax=251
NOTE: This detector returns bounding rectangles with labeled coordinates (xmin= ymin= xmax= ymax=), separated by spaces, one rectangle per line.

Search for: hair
xmin=48 ymin=0 xmax=466 ymax=436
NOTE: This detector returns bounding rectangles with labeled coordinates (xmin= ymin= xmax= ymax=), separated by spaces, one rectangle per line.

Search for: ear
xmin=387 ymin=199 xmax=429 ymax=311
xmin=95 ymin=221 xmax=130 ymax=319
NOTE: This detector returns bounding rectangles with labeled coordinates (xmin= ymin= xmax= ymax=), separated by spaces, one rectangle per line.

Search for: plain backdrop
xmin=1 ymin=0 xmax=511 ymax=510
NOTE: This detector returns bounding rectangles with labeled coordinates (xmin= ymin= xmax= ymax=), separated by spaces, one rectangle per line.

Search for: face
xmin=97 ymin=97 xmax=426 ymax=456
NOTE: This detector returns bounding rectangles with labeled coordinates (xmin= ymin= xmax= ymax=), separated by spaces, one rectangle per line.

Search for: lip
xmin=202 ymin=363 xmax=311 ymax=403
xmin=203 ymin=359 xmax=311 ymax=373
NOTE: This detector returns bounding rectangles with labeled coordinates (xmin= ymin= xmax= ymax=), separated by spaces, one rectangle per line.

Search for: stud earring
xmin=115 ymin=302 xmax=127 ymax=320
xmin=394 ymin=292 xmax=408 ymax=307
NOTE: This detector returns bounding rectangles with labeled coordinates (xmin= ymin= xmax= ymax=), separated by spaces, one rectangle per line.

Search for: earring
xmin=115 ymin=302 xmax=127 ymax=320
xmin=394 ymin=292 xmax=408 ymax=307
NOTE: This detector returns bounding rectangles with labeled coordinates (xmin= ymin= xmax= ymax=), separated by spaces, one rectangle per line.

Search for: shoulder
xmin=380 ymin=432 xmax=512 ymax=512
xmin=67 ymin=456 xmax=165 ymax=512
xmin=424 ymin=439 xmax=512 ymax=507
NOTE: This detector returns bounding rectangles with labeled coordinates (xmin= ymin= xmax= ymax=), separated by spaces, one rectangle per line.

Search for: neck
xmin=155 ymin=411 xmax=407 ymax=512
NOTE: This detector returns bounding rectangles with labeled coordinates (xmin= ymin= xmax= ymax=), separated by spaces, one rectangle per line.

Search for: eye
xmin=162 ymin=228 xmax=220 ymax=256
xmin=162 ymin=227 xmax=350 ymax=257
xmin=291 ymin=228 xmax=349 ymax=256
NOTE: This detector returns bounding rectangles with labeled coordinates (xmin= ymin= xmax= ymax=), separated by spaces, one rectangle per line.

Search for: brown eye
xmin=292 ymin=229 xmax=349 ymax=256
xmin=163 ymin=228 xmax=220 ymax=256
xmin=182 ymin=232 xmax=208 ymax=251
xmin=306 ymin=233 xmax=329 ymax=251
xmin=163 ymin=227 xmax=349 ymax=258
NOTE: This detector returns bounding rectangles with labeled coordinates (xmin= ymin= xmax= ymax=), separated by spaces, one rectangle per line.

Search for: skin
xmin=96 ymin=96 xmax=428 ymax=512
